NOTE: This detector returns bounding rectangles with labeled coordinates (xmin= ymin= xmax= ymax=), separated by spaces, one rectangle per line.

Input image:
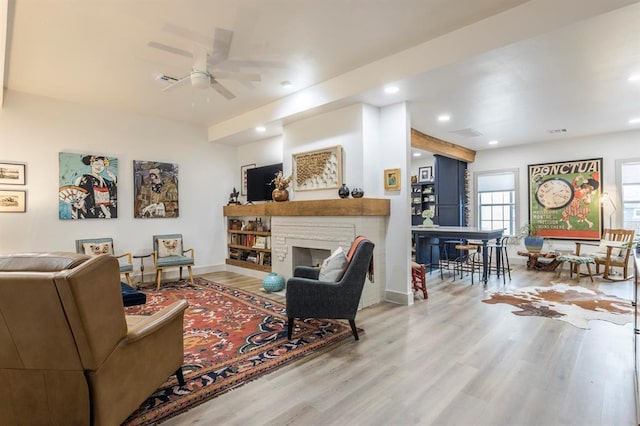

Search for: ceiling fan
xmin=148 ymin=26 xmax=261 ymax=100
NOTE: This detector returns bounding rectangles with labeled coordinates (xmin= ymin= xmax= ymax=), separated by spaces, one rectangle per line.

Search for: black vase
xmin=338 ymin=184 xmax=350 ymax=198
xmin=351 ymin=187 xmax=364 ymax=198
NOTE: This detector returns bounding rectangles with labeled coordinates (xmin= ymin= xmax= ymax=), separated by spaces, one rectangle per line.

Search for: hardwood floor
xmin=164 ymin=265 xmax=636 ymax=425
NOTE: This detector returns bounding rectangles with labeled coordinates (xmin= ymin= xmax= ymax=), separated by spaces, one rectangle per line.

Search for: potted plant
xmin=421 ymin=208 xmax=435 ymax=227
xmin=519 ymin=222 xmax=544 ymax=253
xmin=271 ymin=171 xmax=292 ymax=202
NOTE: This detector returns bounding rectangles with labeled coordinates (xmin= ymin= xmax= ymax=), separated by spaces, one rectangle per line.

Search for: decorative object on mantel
xmin=271 ymin=171 xmax=292 ymax=202
xmin=384 ymin=168 xmax=401 ymax=191
xmin=262 ymin=272 xmax=285 ymax=292
xmin=227 ymin=187 xmax=240 ymax=205
xmin=351 ymin=187 xmax=364 ymax=198
xmin=411 ymin=175 xmax=417 ymax=184
xmin=338 ymin=183 xmax=350 ymax=198
xmin=421 ymin=208 xmax=435 ymax=227
xmin=292 ymin=145 xmax=342 ymax=191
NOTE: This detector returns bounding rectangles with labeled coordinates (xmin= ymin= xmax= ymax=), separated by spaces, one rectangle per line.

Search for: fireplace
xmin=271 ymin=216 xmax=386 ymax=308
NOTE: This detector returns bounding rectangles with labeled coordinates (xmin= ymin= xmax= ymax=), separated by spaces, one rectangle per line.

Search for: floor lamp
xmin=601 ymin=192 xmax=617 ymax=228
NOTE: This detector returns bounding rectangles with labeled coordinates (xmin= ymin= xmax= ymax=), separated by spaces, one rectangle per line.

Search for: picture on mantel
xmin=292 ymin=145 xmax=342 ymax=191
xmin=58 ymin=152 xmax=118 ymax=220
xmin=133 ymin=160 xmax=180 ymax=218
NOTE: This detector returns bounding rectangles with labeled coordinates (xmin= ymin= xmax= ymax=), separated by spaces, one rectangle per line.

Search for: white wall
xmin=0 ymin=91 xmax=235 ymax=278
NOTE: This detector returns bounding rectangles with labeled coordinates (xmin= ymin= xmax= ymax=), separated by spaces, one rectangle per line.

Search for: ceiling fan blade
xmin=222 ymin=59 xmax=289 ymax=69
xmin=209 ymin=28 xmax=234 ymax=65
xmin=162 ymin=23 xmax=214 ymax=48
xmin=211 ymin=71 xmax=261 ymax=82
xmin=148 ymin=41 xmax=193 ymax=59
xmin=210 ymin=79 xmax=236 ymax=100
xmin=161 ymin=75 xmax=190 ymax=92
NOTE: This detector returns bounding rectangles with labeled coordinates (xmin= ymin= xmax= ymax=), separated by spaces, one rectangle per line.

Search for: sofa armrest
xmin=125 ymin=300 xmax=188 ymax=343
xmin=293 ymin=266 xmax=320 ymax=279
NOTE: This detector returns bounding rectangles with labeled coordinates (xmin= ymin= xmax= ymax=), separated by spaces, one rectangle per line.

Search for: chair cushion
xmin=156 ymin=255 xmax=194 ymax=267
xmin=596 ymin=240 xmax=628 ymax=257
xmin=157 ymin=238 xmax=183 ymax=257
xmin=319 ymin=247 xmax=347 ymax=282
xmin=82 ymin=242 xmax=114 ymax=256
xmin=119 ymin=263 xmax=133 ymax=273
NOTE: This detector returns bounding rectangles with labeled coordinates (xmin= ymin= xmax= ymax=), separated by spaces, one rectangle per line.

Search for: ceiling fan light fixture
xmin=190 ymin=71 xmax=210 ymax=89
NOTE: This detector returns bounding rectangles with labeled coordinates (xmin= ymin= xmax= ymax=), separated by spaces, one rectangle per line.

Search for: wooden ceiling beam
xmin=411 ymin=128 xmax=476 ymax=163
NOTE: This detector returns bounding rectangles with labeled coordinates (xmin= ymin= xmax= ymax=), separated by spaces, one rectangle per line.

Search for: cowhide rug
xmin=482 ymin=284 xmax=633 ymax=329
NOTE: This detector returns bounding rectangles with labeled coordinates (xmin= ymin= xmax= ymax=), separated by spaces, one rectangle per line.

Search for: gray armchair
xmin=286 ymin=237 xmax=375 ymax=340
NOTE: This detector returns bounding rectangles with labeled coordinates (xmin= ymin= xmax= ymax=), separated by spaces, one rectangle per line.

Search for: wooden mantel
xmin=223 ymin=198 xmax=390 ymax=217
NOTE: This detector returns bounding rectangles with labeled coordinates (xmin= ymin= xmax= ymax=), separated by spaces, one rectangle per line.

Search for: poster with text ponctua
xmin=528 ymin=158 xmax=602 ymax=240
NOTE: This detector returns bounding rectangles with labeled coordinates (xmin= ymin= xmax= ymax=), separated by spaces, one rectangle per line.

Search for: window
xmin=621 ymin=160 xmax=640 ymax=234
xmin=476 ymin=170 xmax=517 ymax=235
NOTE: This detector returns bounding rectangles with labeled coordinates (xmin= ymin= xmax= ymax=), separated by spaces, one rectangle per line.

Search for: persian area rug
xmin=123 ymin=277 xmax=352 ymax=425
xmin=482 ymin=284 xmax=633 ymax=329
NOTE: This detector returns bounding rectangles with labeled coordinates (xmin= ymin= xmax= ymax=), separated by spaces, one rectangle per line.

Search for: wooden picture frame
xmin=292 ymin=145 xmax=342 ymax=191
xmin=418 ymin=166 xmax=433 ymax=182
xmin=384 ymin=168 xmax=401 ymax=191
xmin=0 ymin=162 xmax=26 ymax=185
xmin=0 ymin=190 xmax=26 ymax=212
xmin=528 ymin=158 xmax=602 ymax=240
xmin=241 ymin=163 xmax=256 ymax=196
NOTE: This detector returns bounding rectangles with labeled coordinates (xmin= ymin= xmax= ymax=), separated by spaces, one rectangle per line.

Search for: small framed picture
xmin=0 ymin=162 xmax=26 ymax=185
xmin=0 ymin=190 xmax=26 ymax=212
xmin=418 ymin=166 xmax=433 ymax=182
xmin=241 ymin=164 xmax=256 ymax=196
xmin=384 ymin=168 xmax=401 ymax=191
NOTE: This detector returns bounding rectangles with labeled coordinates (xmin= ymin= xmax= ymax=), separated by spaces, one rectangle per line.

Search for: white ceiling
xmin=3 ymin=0 xmax=640 ymax=151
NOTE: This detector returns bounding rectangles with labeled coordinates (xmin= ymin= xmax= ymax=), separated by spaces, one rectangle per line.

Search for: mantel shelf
xmin=223 ymin=198 xmax=390 ymax=217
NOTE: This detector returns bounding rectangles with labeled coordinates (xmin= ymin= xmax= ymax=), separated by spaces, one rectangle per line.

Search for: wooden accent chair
xmin=0 ymin=252 xmax=188 ymax=425
xmin=75 ymin=237 xmax=134 ymax=286
xmin=575 ymin=229 xmax=635 ymax=281
xmin=152 ymin=234 xmax=195 ymax=289
xmin=286 ymin=237 xmax=374 ymax=341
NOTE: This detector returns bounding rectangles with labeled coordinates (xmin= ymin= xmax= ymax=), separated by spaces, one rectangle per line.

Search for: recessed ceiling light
xmin=384 ymin=86 xmax=399 ymax=94
xmin=413 ymin=152 xmax=422 ymax=157
xmin=628 ymin=74 xmax=640 ymax=82
xmin=488 ymin=140 xmax=498 ymax=145
xmin=280 ymin=80 xmax=293 ymax=89
xmin=629 ymin=118 xmax=640 ymax=124
xmin=255 ymin=126 xmax=266 ymax=132
xmin=438 ymin=114 xmax=451 ymax=122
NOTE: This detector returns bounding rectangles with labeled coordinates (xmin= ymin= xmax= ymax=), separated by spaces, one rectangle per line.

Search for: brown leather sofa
xmin=0 ymin=252 xmax=189 ymax=425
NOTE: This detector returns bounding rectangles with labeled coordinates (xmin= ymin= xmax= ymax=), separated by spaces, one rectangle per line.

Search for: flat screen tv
xmin=246 ymin=163 xmax=283 ymax=202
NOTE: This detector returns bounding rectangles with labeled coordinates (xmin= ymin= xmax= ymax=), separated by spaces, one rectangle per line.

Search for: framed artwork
xmin=292 ymin=145 xmax=342 ymax=191
xmin=58 ymin=152 xmax=118 ymax=220
xmin=241 ymin=163 xmax=256 ymax=196
xmin=384 ymin=168 xmax=401 ymax=191
xmin=528 ymin=158 xmax=602 ymax=240
xmin=0 ymin=162 xmax=26 ymax=185
xmin=0 ymin=190 xmax=26 ymax=212
xmin=418 ymin=166 xmax=433 ymax=182
xmin=133 ymin=160 xmax=180 ymax=218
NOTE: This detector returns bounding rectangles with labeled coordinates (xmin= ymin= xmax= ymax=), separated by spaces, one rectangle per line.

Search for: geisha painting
xmin=59 ymin=152 xmax=118 ymax=219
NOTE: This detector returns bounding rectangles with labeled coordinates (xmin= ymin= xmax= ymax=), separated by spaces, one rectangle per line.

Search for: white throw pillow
xmin=83 ymin=242 xmax=113 ymax=256
xmin=158 ymin=238 xmax=182 ymax=257
xmin=596 ymin=240 xmax=626 ymax=256
xmin=319 ymin=246 xmax=348 ymax=282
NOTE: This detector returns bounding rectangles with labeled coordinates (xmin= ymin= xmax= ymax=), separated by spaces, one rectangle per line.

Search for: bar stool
xmin=411 ymin=261 xmax=428 ymax=299
xmin=453 ymin=243 xmax=482 ymax=284
xmin=488 ymin=235 xmax=512 ymax=285
xmin=439 ymin=239 xmax=463 ymax=280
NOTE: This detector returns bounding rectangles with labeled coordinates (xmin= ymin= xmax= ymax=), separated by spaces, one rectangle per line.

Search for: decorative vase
xmin=272 ymin=189 xmax=289 ymax=202
xmin=262 ymin=272 xmax=285 ymax=292
xmin=338 ymin=184 xmax=350 ymax=198
xmin=351 ymin=187 xmax=364 ymax=198
xmin=524 ymin=236 xmax=544 ymax=253
xmin=422 ymin=217 xmax=434 ymax=227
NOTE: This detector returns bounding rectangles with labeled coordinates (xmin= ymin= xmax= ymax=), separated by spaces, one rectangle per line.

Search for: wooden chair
xmin=75 ymin=237 xmax=134 ymax=286
xmin=152 ymin=234 xmax=195 ymax=289
xmin=575 ymin=229 xmax=635 ymax=281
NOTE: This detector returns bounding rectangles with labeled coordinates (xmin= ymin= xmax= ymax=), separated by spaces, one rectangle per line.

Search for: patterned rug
xmin=123 ymin=278 xmax=352 ymax=425
xmin=482 ymin=283 xmax=633 ymax=329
